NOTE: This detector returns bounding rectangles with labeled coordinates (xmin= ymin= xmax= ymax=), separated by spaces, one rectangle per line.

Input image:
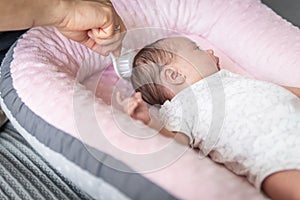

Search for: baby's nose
xmin=207 ymin=49 xmax=214 ymax=55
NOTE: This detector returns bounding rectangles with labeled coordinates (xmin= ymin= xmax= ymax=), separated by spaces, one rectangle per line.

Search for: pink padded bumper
xmin=10 ymin=0 xmax=300 ymax=199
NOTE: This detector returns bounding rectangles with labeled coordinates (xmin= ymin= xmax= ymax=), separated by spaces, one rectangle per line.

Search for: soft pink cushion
xmin=11 ymin=0 xmax=300 ymax=199
xmin=114 ymin=0 xmax=300 ymax=86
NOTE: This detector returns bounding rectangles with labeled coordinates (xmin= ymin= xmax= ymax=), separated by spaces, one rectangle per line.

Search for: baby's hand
xmin=282 ymin=85 xmax=300 ymax=98
xmin=116 ymin=92 xmax=151 ymax=125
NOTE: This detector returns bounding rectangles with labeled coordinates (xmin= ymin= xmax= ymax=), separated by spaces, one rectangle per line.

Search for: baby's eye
xmin=194 ymin=46 xmax=201 ymax=50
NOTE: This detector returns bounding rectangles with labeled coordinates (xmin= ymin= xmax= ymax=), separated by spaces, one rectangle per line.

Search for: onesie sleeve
xmin=159 ymin=100 xmax=194 ymax=145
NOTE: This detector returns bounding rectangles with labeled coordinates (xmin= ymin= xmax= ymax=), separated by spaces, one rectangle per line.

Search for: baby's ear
xmin=161 ymin=66 xmax=185 ymax=85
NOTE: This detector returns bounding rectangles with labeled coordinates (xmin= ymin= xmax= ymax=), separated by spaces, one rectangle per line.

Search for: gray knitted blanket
xmin=0 ymin=122 xmax=93 ymax=200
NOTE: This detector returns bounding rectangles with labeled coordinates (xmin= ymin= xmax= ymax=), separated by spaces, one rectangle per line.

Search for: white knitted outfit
xmin=159 ymin=69 xmax=300 ymax=189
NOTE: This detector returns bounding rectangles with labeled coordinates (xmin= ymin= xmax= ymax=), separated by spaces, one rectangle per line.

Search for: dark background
xmin=262 ymin=0 xmax=300 ymax=28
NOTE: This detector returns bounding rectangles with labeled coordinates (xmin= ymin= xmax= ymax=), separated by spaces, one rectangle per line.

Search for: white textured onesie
xmin=159 ymin=69 xmax=300 ymax=189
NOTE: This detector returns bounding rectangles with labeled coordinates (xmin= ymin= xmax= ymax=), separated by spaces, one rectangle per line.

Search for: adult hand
xmin=0 ymin=0 xmax=126 ymax=57
xmin=56 ymin=0 xmax=126 ymax=57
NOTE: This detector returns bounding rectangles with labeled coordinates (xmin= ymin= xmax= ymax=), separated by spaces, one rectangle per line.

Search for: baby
xmin=117 ymin=37 xmax=300 ymax=200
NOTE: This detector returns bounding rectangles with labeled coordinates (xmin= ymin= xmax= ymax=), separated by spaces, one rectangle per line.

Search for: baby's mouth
xmin=215 ymin=56 xmax=220 ymax=67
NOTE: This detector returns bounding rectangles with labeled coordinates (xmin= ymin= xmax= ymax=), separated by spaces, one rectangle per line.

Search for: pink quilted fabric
xmin=113 ymin=0 xmax=300 ymax=86
xmin=10 ymin=0 xmax=300 ymax=199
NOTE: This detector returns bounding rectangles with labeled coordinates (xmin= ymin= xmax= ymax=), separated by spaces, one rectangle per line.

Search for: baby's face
xmin=162 ymin=37 xmax=220 ymax=84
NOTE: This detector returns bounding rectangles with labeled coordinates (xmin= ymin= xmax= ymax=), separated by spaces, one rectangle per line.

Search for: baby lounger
xmin=1 ymin=0 xmax=300 ymax=199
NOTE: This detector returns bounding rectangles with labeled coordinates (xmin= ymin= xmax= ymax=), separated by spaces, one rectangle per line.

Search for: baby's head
xmin=131 ymin=37 xmax=219 ymax=105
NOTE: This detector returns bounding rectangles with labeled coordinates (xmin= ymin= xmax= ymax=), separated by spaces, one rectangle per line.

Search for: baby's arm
xmin=117 ymin=92 xmax=190 ymax=146
xmin=282 ymin=85 xmax=300 ymax=98
xmin=262 ymin=170 xmax=300 ymax=200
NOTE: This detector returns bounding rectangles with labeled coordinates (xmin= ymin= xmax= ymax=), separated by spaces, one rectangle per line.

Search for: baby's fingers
xmin=116 ymin=92 xmax=141 ymax=118
xmin=126 ymin=101 xmax=139 ymax=116
xmin=134 ymin=92 xmax=144 ymax=105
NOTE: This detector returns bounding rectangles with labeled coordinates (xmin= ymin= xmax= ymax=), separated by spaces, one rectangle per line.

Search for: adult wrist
xmin=47 ymin=0 xmax=77 ymax=28
xmin=52 ymin=0 xmax=114 ymax=28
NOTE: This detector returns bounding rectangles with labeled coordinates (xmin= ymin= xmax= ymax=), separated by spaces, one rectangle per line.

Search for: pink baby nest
xmin=4 ymin=0 xmax=300 ymax=199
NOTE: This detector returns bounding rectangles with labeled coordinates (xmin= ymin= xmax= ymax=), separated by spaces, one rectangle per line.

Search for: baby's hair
xmin=131 ymin=39 xmax=175 ymax=105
